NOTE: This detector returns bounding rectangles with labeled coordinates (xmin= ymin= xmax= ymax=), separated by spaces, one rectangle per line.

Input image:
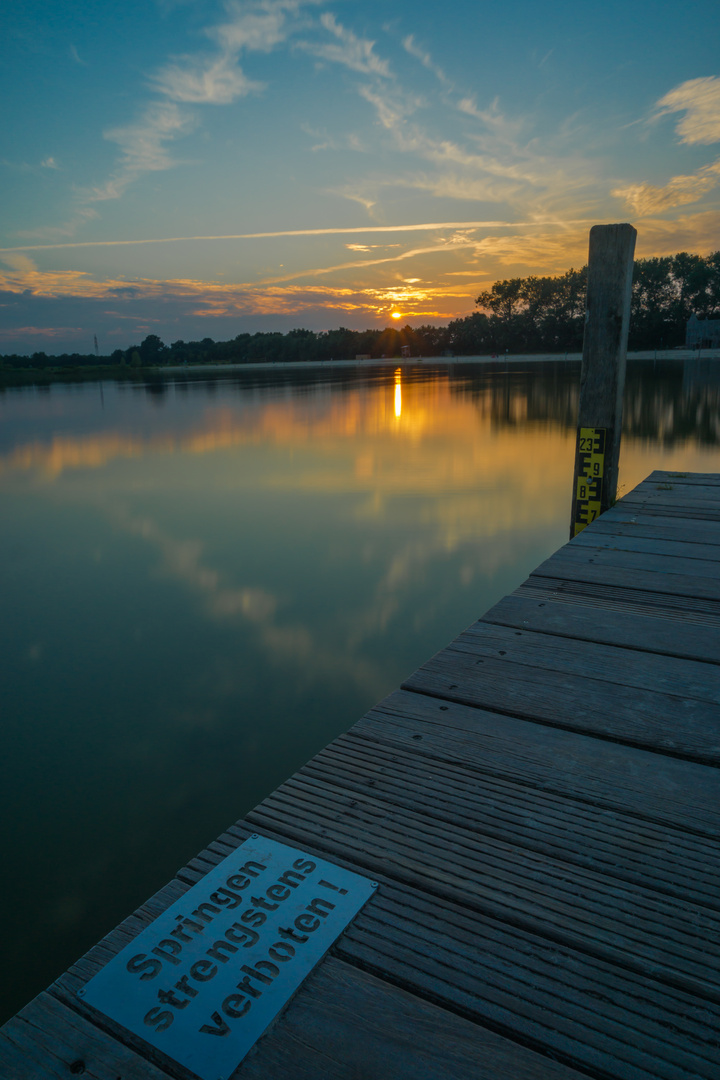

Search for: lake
xmin=2 ymin=357 xmax=720 ymax=1023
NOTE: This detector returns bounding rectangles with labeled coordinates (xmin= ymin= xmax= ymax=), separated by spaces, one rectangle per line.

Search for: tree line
xmin=2 ymin=250 xmax=718 ymax=371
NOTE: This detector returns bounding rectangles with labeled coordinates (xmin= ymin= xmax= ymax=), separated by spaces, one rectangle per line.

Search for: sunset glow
xmin=1 ymin=2 xmax=719 ymax=353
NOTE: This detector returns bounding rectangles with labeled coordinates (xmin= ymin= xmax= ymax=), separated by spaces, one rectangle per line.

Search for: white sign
xmin=81 ymin=835 xmax=375 ymax=1080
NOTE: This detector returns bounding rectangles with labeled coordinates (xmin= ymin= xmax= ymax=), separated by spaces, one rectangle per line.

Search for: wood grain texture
xmin=539 ymin=544 xmax=720 ymax=583
xmin=358 ymin=689 xmax=720 ymax=836
xmin=481 ymin=592 xmax=720 ymax=663
xmin=578 ymin=512 xmax=720 ymax=547
xmin=403 ymin=641 xmax=720 ymax=764
xmin=571 ymin=527 xmax=720 ymax=562
xmin=616 ymin=497 xmax=720 ymax=521
xmin=646 ymin=470 xmax=720 ymax=486
xmin=455 ymin=620 xmax=720 ymax=701
xmin=530 ymin=552 xmax=720 ymax=603
xmin=239 ymin=956 xmax=588 ymax=1080
xmin=247 ymin=776 xmax=720 ymax=1003
xmin=515 ymin=574 xmax=720 ymax=621
xmin=295 ymin=734 xmax=720 ymax=910
xmin=570 ymin=222 xmax=636 ymax=517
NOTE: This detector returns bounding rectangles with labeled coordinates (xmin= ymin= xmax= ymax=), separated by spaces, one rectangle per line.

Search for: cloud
xmin=358 ymin=85 xmax=422 ymax=129
xmin=88 ymin=103 xmax=197 ymax=201
xmin=0 ymin=252 xmax=38 ymax=274
xmin=154 ymin=0 xmax=317 ymax=105
xmin=255 ymin=240 xmax=484 ymax=284
xmin=212 ymin=0 xmax=308 ymax=54
xmin=613 ymin=159 xmax=720 ymax=214
xmin=14 ymin=209 xmax=99 ymax=242
xmin=632 ymin=209 xmax=720 ymax=256
xmin=31 ymin=0 xmax=314 ymax=233
xmin=402 ymin=35 xmax=449 ymax=86
xmin=1 ymin=219 xmax=527 ymax=252
xmin=153 ymin=54 xmax=263 ymax=104
xmin=655 ymin=77 xmax=720 ymax=145
xmin=69 ymin=44 xmax=85 ymax=66
xmin=398 ymin=171 xmax=524 ymax=204
xmin=40 ymin=157 xmax=60 ymax=170
xmin=299 ymin=13 xmax=391 ymax=77
xmin=457 ymin=96 xmax=525 ymax=146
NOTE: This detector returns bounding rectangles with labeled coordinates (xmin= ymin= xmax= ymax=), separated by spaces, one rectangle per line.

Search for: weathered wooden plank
xmin=630 ymin=480 xmax=720 ymax=501
xmin=454 ymin=620 xmax=720 ymax=702
xmin=481 ymin=592 xmax=720 ymax=663
xmin=0 ymin=992 xmax=174 ymax=1080
xmin=248 ymin=777 xmax=720 ymax=1003
xmin=357 ymin=690 xmax=720 ymax=838
xmin=516 ymin=574 xmax=720 ymax=620
xmin=647 ymin=470 xmax=720 ymax=486
xmin=531 ymin=555 xmax=720 ymax=603
xmin=294 ymin=738 xmax=720 ymax=915
xmin=617 ymin=497 xmax=720 ymax=521
xmin=541 ymin=543 xmax=720 ymax=582
xmin=297 ymin=735 xmax=720 ymax=909
xmin=584 ymin=511 xmax=720 ymax=546
xmin=239 ymin=956 xmax=587 ymax=1080
xmin=572 ymin=527 xmax=720 ymax=562
xmin=337 ymin=890 xmax=720 ymax=1080
xmin=403 ymin=644 xmax=720 ymax=764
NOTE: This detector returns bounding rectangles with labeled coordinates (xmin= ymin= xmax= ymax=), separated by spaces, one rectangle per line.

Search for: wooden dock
xmin=2 ymin=469 xmax=720 ymax=1080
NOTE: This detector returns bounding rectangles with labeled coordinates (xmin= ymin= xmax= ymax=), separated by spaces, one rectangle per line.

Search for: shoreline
xmin=1 ymin=349 xmax=718 ymax=388
xmin=161 ymin=348 xmax=718 ymax=373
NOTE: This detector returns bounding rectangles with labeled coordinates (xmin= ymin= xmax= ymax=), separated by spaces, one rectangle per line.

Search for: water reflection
xmin=1 ymin=359 xmax=720 ymax=1025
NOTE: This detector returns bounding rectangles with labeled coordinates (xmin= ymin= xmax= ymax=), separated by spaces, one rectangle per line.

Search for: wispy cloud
xmin=0 ymin=252 xmax=39 ymax=274
xmin=613 ymin=159 xmax=720 ymax=214
xmin=40 ymin=156 xmax=60 ymax=170
xmin=654 ymin=77 xmax=720 ymax=145
xmin=153 ymin=54 xmax=263 ymax=104
xmin=298 ymin=13 xmax=391 ymax=76
xmin=358 ymin=84 xmax=423 ymax=130
xmin=402 ymin=35 xmax=450 ymax=86
xmin=212 ymin=0 xmax=310 ymax=54
xmin=1 ymin=219 xmax=539 ymax=252
xmin=14 ymin=208 xmax=99 ymax=242
xmin=457 ymin=96 xmax=525 ymax=149
xmin=88 ymin=103 xmax=197 ymax=201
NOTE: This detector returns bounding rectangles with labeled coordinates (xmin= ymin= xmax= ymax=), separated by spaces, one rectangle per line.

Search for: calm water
xmin=2 ymin=358 xmax=720 ymax=1023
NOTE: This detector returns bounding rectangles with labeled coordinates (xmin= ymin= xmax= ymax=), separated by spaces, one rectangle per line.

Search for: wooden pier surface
xmin=2 ymin=469 xmax=720 ymax=1079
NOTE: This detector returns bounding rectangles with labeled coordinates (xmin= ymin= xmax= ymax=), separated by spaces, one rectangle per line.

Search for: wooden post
xmin=570 ymin=223 xmax=636 ymax=538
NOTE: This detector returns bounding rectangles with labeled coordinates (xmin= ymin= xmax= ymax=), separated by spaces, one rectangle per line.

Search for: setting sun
xmin=391 ymin=312 xmax=402 ymax=320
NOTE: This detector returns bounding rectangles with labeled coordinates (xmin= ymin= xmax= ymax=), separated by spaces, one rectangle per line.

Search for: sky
xmin=1 ymin=0 xmax=720 ymax=355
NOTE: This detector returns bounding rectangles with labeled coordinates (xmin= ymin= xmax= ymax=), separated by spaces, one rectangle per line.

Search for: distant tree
xmin=138 ymin=335 xmax=166 ymax=365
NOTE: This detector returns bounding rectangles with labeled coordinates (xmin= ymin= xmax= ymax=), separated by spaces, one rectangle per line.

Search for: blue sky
xmin=1 ymin=0 xmax=719 ymax=353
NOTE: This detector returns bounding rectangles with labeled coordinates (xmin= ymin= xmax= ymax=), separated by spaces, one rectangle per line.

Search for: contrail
xmin=0 ymin=219 xmax=595 ymax=253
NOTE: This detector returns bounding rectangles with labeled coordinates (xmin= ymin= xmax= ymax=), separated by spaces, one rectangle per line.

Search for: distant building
xmin=686 ymin=313 xmax=720 ymax=348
